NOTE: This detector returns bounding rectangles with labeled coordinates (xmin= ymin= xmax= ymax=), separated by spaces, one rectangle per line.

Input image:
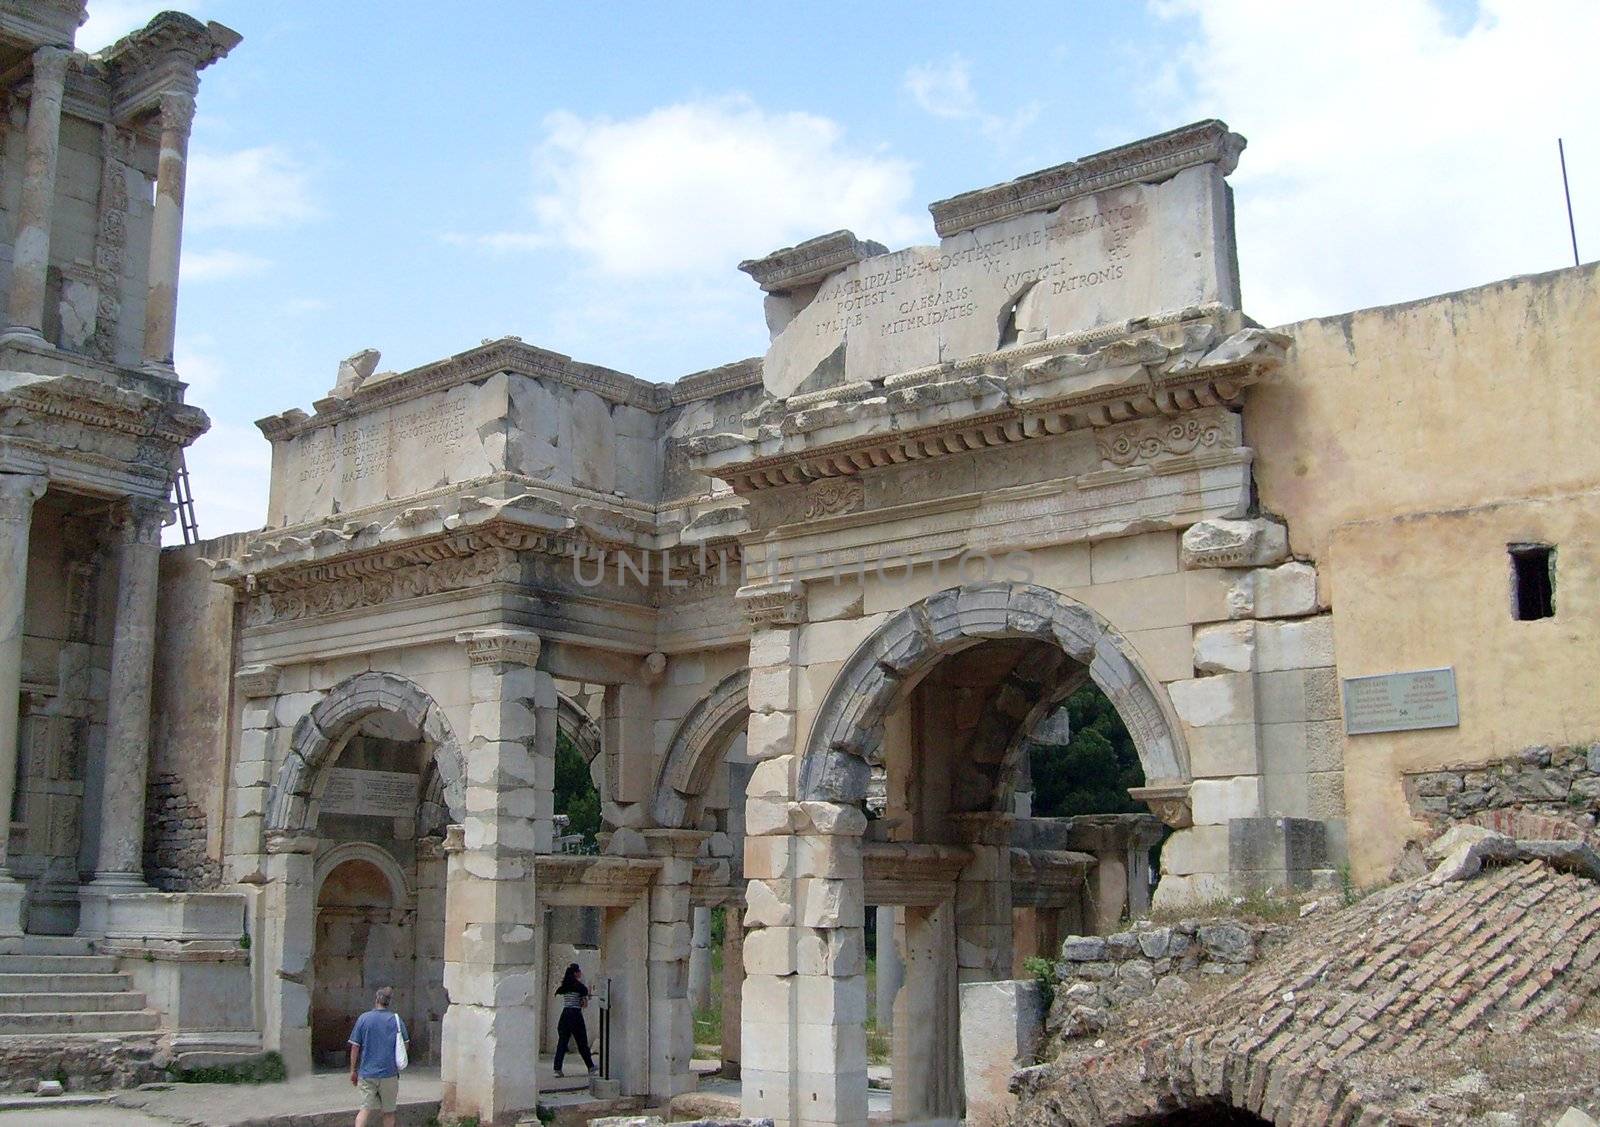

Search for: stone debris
xmin=1016 ymin=847 xmax=1600 ymax=1125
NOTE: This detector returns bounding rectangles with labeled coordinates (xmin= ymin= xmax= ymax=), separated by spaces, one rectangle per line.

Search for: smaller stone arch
xmin=556 ymin=692 xmax=603 ymax=765
xmin=652 ymin=669 xmax=750 ymax=828
xmin=800 ymin=582 xmax=1189 ymax=804
xmin=313 ymin=841 xmax=414 ymax=909
xmin=268 ymin=671 xmax=465 ymax=836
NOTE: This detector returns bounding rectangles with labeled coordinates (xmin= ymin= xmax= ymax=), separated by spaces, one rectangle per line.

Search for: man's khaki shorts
xmin=358 ymin=1075 xmax=399 ymax=1112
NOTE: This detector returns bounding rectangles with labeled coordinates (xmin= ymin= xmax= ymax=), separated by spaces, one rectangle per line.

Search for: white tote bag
xmin=393 ymin=1013 xmax=409 ymax=1071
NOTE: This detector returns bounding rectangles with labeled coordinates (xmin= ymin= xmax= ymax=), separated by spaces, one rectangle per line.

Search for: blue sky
xmin=76 ymin=1 xmax=1600 ymax=539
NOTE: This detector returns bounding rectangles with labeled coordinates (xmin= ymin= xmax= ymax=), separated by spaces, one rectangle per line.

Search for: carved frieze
xmin=243 ymin=544 xmax=515 ymax=626
xmin=1096 ymin=412 xmax=1232 ymax=468
xmin=801 ymin=477 xmax=864 ymax=520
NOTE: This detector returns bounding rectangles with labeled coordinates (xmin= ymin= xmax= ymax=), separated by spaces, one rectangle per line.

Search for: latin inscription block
xmin=1341 ymin=668 xmax=1459 ymax=735
xmin=319 ymin=767 xmax=420 ymax=817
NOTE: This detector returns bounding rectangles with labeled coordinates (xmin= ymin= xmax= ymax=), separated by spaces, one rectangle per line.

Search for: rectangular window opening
xmin=1509 ymin=543 xmax=1555 ymax=621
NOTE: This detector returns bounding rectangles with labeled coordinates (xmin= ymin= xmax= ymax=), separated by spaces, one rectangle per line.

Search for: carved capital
xmin=234 ymin=663 xmax=281 ymax=699
xmin=30 ymin=46 xmax=71 ymax=92
xmin=0 ymin=475 xmax=47 ymax=525
xmin=456 ymin=628 xmax=541 ymax=668
xmin=1128 ymin=782 xmax=1193 ymax=829
xmin=114 ymin=496 xmax=169 ymax=545
xmin=736 ymin=580 xmax=806 ymax=628
xmin=157 ymin=90 xmax=196 ymax=137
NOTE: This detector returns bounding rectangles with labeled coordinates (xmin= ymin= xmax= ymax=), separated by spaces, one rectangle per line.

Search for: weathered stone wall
xmin=1404 ymin=744 xmax=1600 ymax=840
xmin=1046 ymin=918 xmax=1269 ymax=1044
xmin=0 ymin=1034 xmax=168 ymax=1093
xmin=149 ymin=534 xmax=247 ymax=891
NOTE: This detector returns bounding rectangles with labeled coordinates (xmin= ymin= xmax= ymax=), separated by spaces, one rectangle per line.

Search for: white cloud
xmin=903 ymin=56 xmax=1039 ymax=142
xmin=186 ymin=147 xmax=317 ymax=232
xmin=181 ymin=248 xmax=269 ymax=282
xmin=479 ymin=96 xmax=926 ymax=276
xmin=1153 ymin=0 xmax=1600 ymax=325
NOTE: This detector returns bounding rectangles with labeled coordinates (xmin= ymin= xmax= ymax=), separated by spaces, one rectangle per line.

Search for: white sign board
xmin=1341 ymin=668 xmax=1459 ymax=735
xmin=319 ymin=768 xmax=419 ymax=818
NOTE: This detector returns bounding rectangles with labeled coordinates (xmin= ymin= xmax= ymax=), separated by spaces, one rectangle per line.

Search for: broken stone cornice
xmin=929 ymin=119 xmax=1246 ymax=238
xmin=739 ymin=229 xmax=889 ymax=293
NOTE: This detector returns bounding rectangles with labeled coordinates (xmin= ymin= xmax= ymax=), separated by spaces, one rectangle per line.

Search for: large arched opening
xmin=263 ymin=671 xmax=463 ymax=1073
xmin=797 ymin=582 xmax=1188 ymax=1125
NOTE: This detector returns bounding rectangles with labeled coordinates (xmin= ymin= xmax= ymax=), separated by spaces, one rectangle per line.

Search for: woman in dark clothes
xmin=552 ymin=962 xmax=597 ymax=1077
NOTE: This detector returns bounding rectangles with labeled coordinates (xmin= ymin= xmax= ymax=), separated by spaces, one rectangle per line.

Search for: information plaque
xmin=319 ymin=768 xmax=419 ymax=817
xmin=1341 ymin=668 xmax=1459 ymax=735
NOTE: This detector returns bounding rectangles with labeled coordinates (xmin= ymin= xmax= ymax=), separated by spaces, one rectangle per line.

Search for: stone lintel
xmin=929 ymin=119 xmax=1246 ymax=238
xmin=738 ymin=229 xmax=889 ymax=293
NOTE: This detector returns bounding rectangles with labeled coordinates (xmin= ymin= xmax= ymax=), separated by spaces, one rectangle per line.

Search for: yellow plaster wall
xmin=1248 ymin=263 xmax=1600 ymax=882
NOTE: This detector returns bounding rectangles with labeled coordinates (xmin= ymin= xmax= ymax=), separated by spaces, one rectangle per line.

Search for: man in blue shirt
xmin=348 ymin=986 xmax=408 ymax=1127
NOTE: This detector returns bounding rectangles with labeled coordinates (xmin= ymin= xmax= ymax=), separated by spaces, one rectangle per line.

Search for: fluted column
xmin=2 ymin=48 xmax=70 ymax=346
xmin=79 ymin=497 xmax=166 ymax=931
xmin=140 ymin=90 xmax=195 ymax=371
xmin=0 ymin=475 xmax=47 ymax=934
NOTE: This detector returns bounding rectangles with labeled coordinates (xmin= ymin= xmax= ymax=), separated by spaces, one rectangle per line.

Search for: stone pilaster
xmin=688 ymin=903 xmax=714 ymax=1012
xmin=79 ymin=496 xmax=167 ymax=934
xmin=140 ymin=90 xmax=195 ymax=371
xmin=742 ymin=798 xmax=868 ymax=1127
xmin=0 ymin=475 xmax=47 ymax=935
xmin=644 ymin=828 xmax=704 ymax=1102
xmin=440 ymin=629 xmax=549 ymax=1125
xmin=260 ymin=832 xmax=316 ymax=1074
xmin=1 ymin=47 xmax=69 ymax=346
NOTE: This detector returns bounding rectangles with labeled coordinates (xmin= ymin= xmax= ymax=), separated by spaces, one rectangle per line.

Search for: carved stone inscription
xmin=764 ymin=163 xmax=1233 ymax=396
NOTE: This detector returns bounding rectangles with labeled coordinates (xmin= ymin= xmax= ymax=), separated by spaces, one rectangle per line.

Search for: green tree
xmin=553 ymin=729 xmax=601 ymax=852
xmin=1028 ymin=684 xmax=1144 ymax=817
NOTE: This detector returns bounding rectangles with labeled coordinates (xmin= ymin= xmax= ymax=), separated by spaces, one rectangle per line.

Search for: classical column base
xmin=0 ymin=326 xmax=48 ymax=348
xmin=76 ymin=872 xmax=153 ymax=938
xmin=0 ymin=876 xmax=27 ymax=938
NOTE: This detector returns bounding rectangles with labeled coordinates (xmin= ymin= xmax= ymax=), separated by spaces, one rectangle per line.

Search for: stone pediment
xmin=689 ymin=310 xmax=1289 ymax=494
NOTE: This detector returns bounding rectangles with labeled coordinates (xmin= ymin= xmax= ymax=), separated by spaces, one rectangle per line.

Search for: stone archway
xmin=310 ymin=846 xmax=414 ymax=1064
xmin=651 ymin=669 xmax=750 ymax=828
xmin=262 ymin=671 xmax=464 ymax=1073
xmin=801 ymin=582 xmax=1189 ymax=806
xmin=267 ymin=671 xmax=466 ymax=835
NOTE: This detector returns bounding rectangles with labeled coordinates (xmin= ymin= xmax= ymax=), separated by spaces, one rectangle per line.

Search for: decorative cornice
xmin=233 ymin=663 xmax=281 ymax=698
xmin=667 ymin=357 xmax=763 ymax=406
xmin=0 ymin=1 xmax=84 ymax=50
xmin=690 ymin=316 xmax=1288 ymax=494
xmin=929 ymin=119 xmax=1246 ymax=238
xmin=739 ymin=229 xmax=889 ymax=294
xmin=456 ymin=628 xmax=541 ymax=668
xmin=0 ymin=372 xmax=208 ymax=445
xmin=736 ymin=579 xmax=806 ymax=628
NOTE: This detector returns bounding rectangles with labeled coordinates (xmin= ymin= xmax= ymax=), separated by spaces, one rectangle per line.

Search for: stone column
xmin=1 ymin=48 xmax=69 ymax=346
xmin=892 ymin=901 xmax=959 ymax=1124
xmin=0 ymin=475 xmax=46 ymax=934
xmin=79 ymin=496 xmax=167 ymax=933
xmin=440 ymin=629 xmax=549 ymax=1125
xmin=873 ymin=904 xmax=903 ymax=1042
xmin=644 ymin=828 xmax=703 ymax=1103
xmin=140 ymin=90 xmax=196 ymax=371
xmin=688 ymin=904 xmax=714 ymax=1012
xmin=720 ymin=911 xmax=743 ymax=1079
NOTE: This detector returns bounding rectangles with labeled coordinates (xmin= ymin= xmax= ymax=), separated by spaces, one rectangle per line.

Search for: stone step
xmin=0 ymin=991 xmax=148 ymax=1014
xmin=0 ymin=936 xmax=96 ymax=957
xmin=0 ymin=954 xmax=118 ymax=975
xmin=0 ymin=1009 xmax=159 ymax=1034
xmin=0 ymin=972 xmax=132 ymax=993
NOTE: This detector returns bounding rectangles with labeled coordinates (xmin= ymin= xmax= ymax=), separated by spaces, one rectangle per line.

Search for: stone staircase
xmin=0 ymin=937 xmax=158 ymax=1039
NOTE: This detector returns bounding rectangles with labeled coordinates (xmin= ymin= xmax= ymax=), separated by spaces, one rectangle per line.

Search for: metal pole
xmin=1559 ymin=138 xmax=1579 ymax=267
